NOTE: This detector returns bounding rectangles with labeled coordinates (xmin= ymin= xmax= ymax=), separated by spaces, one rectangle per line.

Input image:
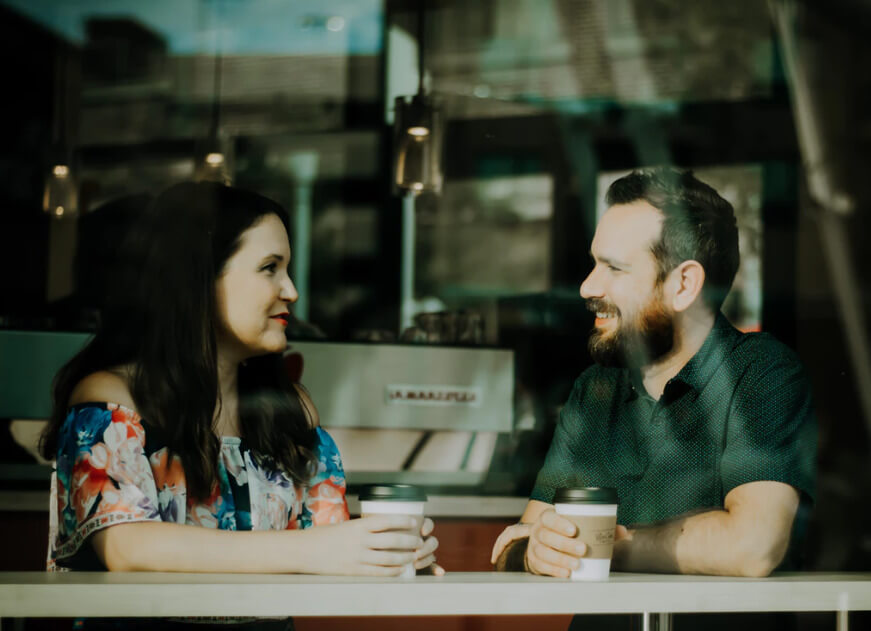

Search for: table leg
xmin=641 ymin=612 xmax=673 ymax=631
xmin=837 ymin=609 xmax=849 ymax=631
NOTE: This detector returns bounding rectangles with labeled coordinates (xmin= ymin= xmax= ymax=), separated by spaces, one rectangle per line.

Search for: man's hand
xmin=524 ymin=511 xmax=631 ymax=577
xmin=525 ymin=509 xmax=587 ymax=577
xmin=490 ymin=522 xmax=531 ymax=566
xmin=492 ymin=499 xmax=631 ymax=575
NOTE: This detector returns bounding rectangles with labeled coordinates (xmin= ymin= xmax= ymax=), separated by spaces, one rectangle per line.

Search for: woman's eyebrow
xmin=259 ymin=253 xmax=286 ymax=264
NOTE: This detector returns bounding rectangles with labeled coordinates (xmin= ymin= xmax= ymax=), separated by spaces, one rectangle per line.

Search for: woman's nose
xmin=281 ymin=277 xmax=299 ymax=304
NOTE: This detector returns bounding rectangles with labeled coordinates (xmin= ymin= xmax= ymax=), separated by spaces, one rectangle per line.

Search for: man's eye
xmin=608 ymin=265 xmax=623 ymax=273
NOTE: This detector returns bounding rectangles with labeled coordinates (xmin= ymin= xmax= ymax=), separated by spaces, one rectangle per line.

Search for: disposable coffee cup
xmin=553 ymin=487 xmax=619 ymax=581
xmin=358 ymin=484 xmax=427 ymax=578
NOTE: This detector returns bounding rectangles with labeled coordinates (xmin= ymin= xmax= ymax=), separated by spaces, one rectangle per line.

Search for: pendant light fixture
xmin=195 ymin=26 xmax=232 ymax=184
xmin=392 ymin=0 xmax=443 ymax=194
xmin=43 ymin=48 xmax=77 ymax=219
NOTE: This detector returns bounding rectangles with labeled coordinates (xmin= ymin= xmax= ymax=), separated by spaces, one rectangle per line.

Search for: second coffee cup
xmin=358 ymin=484 xmax=427 ymax=578
xmin=553 ymin=487 xmax=619 ymax=581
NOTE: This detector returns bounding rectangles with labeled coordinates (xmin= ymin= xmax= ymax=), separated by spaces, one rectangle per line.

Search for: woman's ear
xmin=668 ymin=260 xmax=706 ymax=313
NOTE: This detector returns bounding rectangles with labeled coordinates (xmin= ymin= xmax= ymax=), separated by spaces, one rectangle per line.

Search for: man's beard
xmin=586 ymin=293 xmax=675 ymax=368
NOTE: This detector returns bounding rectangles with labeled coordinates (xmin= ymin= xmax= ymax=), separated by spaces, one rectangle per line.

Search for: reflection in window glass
xmin=415 ymin=174 xmax=554 ymax=308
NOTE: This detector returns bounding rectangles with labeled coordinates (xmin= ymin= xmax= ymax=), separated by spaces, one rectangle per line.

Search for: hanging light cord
xmin=51 ymin=48 xmax=68 ymax=152
xmin=51 ymin=53 xmax=61 ymax=146
xmin=416 ymin=0 xmax=426 ymax=96
xmin=210 ymin=44 xmax=223 ymax=137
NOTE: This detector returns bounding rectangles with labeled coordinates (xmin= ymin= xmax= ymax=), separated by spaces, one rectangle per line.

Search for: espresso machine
xmin=289 ymin=340 xmax=514 ymax=488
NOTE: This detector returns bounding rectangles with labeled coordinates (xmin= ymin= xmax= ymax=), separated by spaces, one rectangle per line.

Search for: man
xmin=492 ymin=167 xmax=816 ymax=587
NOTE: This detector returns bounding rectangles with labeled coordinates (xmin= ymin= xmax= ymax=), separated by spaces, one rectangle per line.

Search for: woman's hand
xmin=414 ymin=517 xmax=445 ymax=575
xmin=299 ymin=515 xmax=425 ymax=576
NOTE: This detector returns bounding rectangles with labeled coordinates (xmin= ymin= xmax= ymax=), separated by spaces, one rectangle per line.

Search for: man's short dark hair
xmin=605 ymin=167 xmax=740 ymax=312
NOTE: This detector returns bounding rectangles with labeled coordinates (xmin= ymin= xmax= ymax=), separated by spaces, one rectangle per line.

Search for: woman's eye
xmin=261 ymin=263 xmax=277 ymax=274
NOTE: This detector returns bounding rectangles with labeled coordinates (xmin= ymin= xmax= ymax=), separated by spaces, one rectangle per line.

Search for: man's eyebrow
xmin=589 ymin=250 xmax=631 ymax=268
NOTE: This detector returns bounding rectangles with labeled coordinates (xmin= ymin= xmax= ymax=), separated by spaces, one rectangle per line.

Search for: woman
xmin=40 ymin=182 xmax=440 ymax=586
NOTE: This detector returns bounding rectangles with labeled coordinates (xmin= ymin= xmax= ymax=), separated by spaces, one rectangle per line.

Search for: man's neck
xmin=640 ymin=309 xmax=716 ymax=400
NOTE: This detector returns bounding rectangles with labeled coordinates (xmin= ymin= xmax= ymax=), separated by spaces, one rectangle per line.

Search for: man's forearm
xmin=611 ymin=517 xmax=684 ymax=574
xmin=612 ymin=509 xmax=785 ymax=577
xmin=495 ymin=537 xmax=529 ymax=572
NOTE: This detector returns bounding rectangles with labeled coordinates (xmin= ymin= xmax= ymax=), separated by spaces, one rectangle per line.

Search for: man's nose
xmin=580 ymin=267 xmax=602 ymax=299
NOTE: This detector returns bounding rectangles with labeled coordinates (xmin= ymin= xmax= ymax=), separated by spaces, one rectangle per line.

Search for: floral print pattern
xmin=48 ymin=402 xmax=349 ymax=570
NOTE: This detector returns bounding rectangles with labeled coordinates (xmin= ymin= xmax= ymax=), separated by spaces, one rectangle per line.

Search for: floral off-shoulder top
xmin=48 ymin=402 xmax=350 ymax=571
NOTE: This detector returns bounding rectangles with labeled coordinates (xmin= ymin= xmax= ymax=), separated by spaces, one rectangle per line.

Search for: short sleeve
xmin=297 ymin=427 xmax=350 ymax=528
xmin=530 ymin=375 xmax=592 ymax=504
xmin=720 ymin=347 xmax=818 ymax=501
xmin=50 ymin=403 xmax=162 ymax=569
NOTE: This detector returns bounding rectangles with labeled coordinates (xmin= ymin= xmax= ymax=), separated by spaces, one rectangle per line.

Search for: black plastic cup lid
xmin=553 ymin=487 xmax=618 ymax=505
xmin=357 ymin=484 xmax=427 ymax=502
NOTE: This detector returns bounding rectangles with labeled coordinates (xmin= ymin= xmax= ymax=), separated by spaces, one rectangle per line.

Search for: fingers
xmin=525 ymin=509 xmax=585 ymax=578
xmin=413 ymin=555 xmax=446 ymax=576
xmin=367 ymin=530 xmax=423 ymax=551
xmin=533 ymin=523 xmax=586 ymax=558
xmin=534 ymin=509 xmax=585 ymax=557
xmin=420 ymin=517 xmax=434 ymax=537
xmin=355 ymin=515 xmax=443 ymax=578
xmin=414 ymin=552 xmax=436 ymax=570
xmin=615 ymin=524 xmax=631 ymax=542
xmin=412 ymin=539 xmax=443 ymax=573
xmin=526 ymin=548 xmax=572 ymax=578
xmin=414 ymin=535 xmax=439 ymax=561
xmin=415 ymin=520 xmax=441 ymax=572
xmin=527 ymin=534 xmax=582 ymax=577
xmin=540 ymin=509 xmax=577 ymax=537
xmin=490 ymin=532 xmax=507 ymax=565
xmin=490 ymin=523 xmax=531 ymax=564
xmin=361 ymin=514 xmax=421 ymax=533
xmin=360 ymin=548 xmax=416 ymax=568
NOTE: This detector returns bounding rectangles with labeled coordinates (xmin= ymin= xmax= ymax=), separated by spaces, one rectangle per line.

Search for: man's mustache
xmin=586 ymin=299 xmax=619 ymax=317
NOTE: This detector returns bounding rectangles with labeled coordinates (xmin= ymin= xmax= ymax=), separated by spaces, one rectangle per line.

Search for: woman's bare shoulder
xmin=69 ymin=368 xmax=137 ymax=411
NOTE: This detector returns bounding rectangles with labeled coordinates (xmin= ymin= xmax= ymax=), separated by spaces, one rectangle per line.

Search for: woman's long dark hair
xmin=41 ymin=182 xmax=318 ymax=500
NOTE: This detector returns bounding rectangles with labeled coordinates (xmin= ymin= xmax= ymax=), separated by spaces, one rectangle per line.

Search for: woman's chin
xmin=262 ymin=336 xmax=289 ymax=354
xmin=238 ymin=338 xmax=287 ymax=359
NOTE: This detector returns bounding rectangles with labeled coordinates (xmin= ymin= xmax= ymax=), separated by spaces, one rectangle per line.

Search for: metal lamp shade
xmin=393 ymin=94 xmax=443 ymax=194
xmin=194 ymin=131 xmax=234 ymax=185
xmin=42 ymin=164 xmax=78 ymax=219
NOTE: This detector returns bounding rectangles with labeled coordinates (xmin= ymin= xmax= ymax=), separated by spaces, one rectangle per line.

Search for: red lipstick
xmin=270 ymin=312 xmax=289 ymax=327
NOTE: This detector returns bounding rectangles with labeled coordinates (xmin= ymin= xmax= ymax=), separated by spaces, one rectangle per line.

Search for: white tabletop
xmin=1 ymin=572 xmax=870 ymax=618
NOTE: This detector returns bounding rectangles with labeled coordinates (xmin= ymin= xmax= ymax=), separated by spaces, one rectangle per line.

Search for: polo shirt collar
xmin=673 ymin=312 xmax=739 ymax=393
xmin=626 ymin=370 xmax=647 ymax=402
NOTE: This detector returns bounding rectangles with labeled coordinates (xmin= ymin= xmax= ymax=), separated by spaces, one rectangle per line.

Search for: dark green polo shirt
xmin=531 ymin=313 xmax=817 ymax=568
